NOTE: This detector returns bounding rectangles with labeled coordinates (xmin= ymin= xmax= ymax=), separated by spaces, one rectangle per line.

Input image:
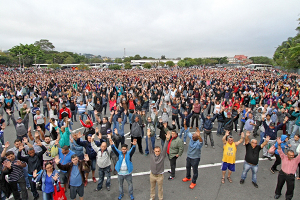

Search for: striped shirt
xmin=1 ymin=158 xmax=25 ymax=182
xmin=77 ymin=104 xmax=87 ymax=114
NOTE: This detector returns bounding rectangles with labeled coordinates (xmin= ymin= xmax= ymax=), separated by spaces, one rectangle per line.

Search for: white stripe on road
xmin=86 ymin=157 xmax=274 ymax=182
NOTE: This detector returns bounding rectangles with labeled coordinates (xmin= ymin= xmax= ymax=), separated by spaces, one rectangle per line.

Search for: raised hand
xmin=18 ymin=143 xmax=25 ymax=151
xmin=54 ymin=156 xmax=61 ymax=164
xmin=95 ymin=127 xmax=99 ymax=133
xmin=84 ymin=154 xmax=89 ymax=161
xmin=276 ymin=137 xmax=282 ymax=145
xmin=131 ymin=139 xmax=137 ymax=146
xmin=28 ymin=126 xmax=32 ymax=132
xmin=109 ymin=138 xmax=114 ymax=146
xmin=3 ymin=160 xmax=12 ymax=169
xmin=225 ymin=130 xmax=230 ymax=136
xmin=23 ymin=137 xmax=28 ymax=144
xmin=245 ymin=131 xmax=250 ymax=137
xmin=265 ymin=135 xmax=270 ymax=142
xmin=77 ymin=131 xmax=83 ymax=138
xmin=166 ymin=131 xmax=171 ymax=141
xmin=53 ymin=173 xmax=59 ymax=181
xmin=4 ymin=141 xmax=10 ymax=148
xmin=114 ymin=128 xmax=119 ymax=135
xmin=97 ymin=132 xmax=102 ymax=140
xmin=241 ymin=132 xmax=245 ymax=138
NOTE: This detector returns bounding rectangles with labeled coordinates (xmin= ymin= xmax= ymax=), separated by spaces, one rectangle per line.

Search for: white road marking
xmin=86 ymin=157 xmax=274 ymax=182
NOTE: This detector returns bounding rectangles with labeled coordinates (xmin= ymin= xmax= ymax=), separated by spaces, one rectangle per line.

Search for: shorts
xmin=70 ymin=184 xmax=84 ymax=199
xmin=221 ymin=162 xmax=235 ymax=172
xmin=59 ymin=171 xmax=68 ymax=184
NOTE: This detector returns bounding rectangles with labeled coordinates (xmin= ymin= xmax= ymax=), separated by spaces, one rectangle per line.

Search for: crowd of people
xmin=0 ymin=67 xmax=300 ymax=200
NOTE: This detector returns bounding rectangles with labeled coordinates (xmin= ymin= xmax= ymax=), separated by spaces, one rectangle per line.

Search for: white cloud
xmin=0 ymin=0 xmax=299 ymax=58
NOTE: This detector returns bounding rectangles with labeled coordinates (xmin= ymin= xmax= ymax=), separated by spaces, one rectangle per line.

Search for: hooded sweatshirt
xmin=274 ymin=134 xmax=288 ymax=155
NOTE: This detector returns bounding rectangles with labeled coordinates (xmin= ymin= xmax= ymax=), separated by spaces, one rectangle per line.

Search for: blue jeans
xmin=291 ymin=125 xmax=300 ymax=138
xmin=186 ymin=157 xmax=200 ymax=183
xmin=161 ymin=139 xmax=165 ymax=148
xmin=287 ymin=120 xmax=295 ymax=135
xmin=217 ymin=122 xmax=224 ymax=135
xmin=128 ymin=113 xmax=133 ymax=124
xmin=43 ymin=106 xmax=49 ymax=118
xmin=179 ymin=127 xmax=190 ymax=142
xmin=42 ymin=192 xmax=53 ymax=200
xmin=145 ymin=136 xmax=155 ymax=154
xmin=241 ymin=161 xmax=258 ymax=183
xmin=259 ymin=132 xmax=265 ymax=145
xmin=79 ymin=113 xmax=87 ymax=121
xmin=88 ymin=110 xmax=95 ymax=122
xmin=97 ymin=166 xmax=111 ymax=190
xmin=199 ymin=118 xmax=203 ymax=131
xmin=118 ymin=174 xmax=133 ymax=196
xmin=23 ymin=165 xmax=31 ymax=188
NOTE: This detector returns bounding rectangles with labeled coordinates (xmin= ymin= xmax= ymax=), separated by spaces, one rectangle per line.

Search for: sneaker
xmin=113 ymin=170 xmax=118 ymax=175
xmin=189 ymin=183 xmax=196 ymax=189
xmin=252 ymin=181 xmax=258 ymax=188
xmin=93 ymin=177 xmax=97 ymax=183
xmin=240 ymin=179 xmax=244 ymax=184
xmin=94 ymin=188 xmax=102 ymax=192
xmin=274 ymin=194 xmax=281 ymax=199
xmin=168 ymin=171 xmax=171 ymax=173
xmin=139 ymin=151 xmax=144 ymax=155
xmin=205 ymin=145 xmax=208 ymax=148
xmin=144 ymin=153 xmax=149 ymax=156
xmin=182 ymin=177 xmax=191 ymax=182
xmin=212 ymin=146 xmax=215 ymax=149
xmin=168 ymin=176 xmax=174 ymax=180
xmin=184 ymin=142 xmax=186 ymax=145
xmin=106 ymin=186 xmax=110 ymax=191
xmin=130 ymin=194 xmax=134 ymax=200
xmin=274 ymin=169 xmax=279 ymax=172
xmin=118 ymin=194 xmax=124 ymax=200
xmin=268 ymin=157 xmax=272 ymax=161
xmin=84 ymin=180 xmax=88 ymax=187
xmin=270 ymin=168 xmax=275 ymax=174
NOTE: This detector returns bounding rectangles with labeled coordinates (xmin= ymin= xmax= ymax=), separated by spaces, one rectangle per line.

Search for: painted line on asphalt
xmin=86 ymin=157 xmax=274 ymax=182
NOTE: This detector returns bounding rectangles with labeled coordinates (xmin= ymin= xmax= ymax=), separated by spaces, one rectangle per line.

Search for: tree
xmin=177 ymin=60 xmax=186 ymax=67
xmin=108 ymin=64 xmax=121 ymax=70
xmin=161 ymin=55 xmax=166 ymax=59
xmin=273 ymin=18 xmax=300 ymax=69
xmin=143 ymin=63 xmax=151 ymax=69
xmin=249 ymin=56 xmax=272 ymax=64
xmin=63 ymin=56 xmax=76 ymax=64
xmin=133 ymin=54 xmax=141 ymax=60
xmin=34 ymin=39 xmax=55 ymax=51
xmin=114 ymin=58 xmax=123 ymax=63
xmin=124 ymin=62 xmax=132 ymax=69
xmin=165 ymin=61 xmax=174 ymax=67
xmin=142 ymin=56 xmax=148 ymax=59
xmin=9 ymin=43 xmax=44 ymax=67
xmin=90 ymin=57 xmax=103 ymax=63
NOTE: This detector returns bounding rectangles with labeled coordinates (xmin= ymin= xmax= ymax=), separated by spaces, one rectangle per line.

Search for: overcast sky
xmin=0 ymin=0 xmax=299 ymax=58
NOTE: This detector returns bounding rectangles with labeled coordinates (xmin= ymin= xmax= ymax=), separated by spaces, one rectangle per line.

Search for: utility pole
xmin=35 ymin=54 xmax=37 ymax=67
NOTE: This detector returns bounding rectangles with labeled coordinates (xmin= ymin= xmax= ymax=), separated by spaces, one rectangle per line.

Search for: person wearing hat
xmin=31 ymin=103 xmax=40 ymax=130
xmin=221 ymin=107 xmax=240 ymax=136
xmin=7 ymin=108 xmax=30 ymax=140
xmin=261 ymin=114 xmax=289 ymax=161
xmin=74 ymin=131 xmax=105 ymax=186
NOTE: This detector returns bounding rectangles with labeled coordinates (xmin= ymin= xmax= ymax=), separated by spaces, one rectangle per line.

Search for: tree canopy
xmin=273 ymin=18 xmax=300 ymax=69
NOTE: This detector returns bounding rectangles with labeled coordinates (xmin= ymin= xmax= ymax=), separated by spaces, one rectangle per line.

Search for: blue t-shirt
xmin=44 ymin=174 xmax=54 ymax=193
xmin=58 ymin=148 xmax=75 ymax=173
xmin=70 ymin=165 xmax=82 ymax=186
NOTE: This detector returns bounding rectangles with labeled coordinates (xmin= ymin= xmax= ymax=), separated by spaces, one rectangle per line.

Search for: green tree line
xmin=273 ymin=18 xmax=300 ymax=69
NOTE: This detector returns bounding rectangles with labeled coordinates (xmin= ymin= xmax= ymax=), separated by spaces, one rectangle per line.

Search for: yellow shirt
xmin=222 ymin=142 xmax=237 ymax=164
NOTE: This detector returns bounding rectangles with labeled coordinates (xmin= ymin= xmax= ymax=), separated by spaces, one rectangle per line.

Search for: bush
xmin=108 ymin=64 xmax=121 ymax=70
xmin=124 ymin=63 xmax=132 ymax=69
xmin=143 ymin=63 xmax=151 ymax=69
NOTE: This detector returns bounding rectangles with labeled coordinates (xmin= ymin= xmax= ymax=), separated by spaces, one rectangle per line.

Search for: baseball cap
xmin=227 ymin=112 xmax=231 ymax=115
xmin=17 ymin=117 xmax=22 ymax=120
xmin=270 ymin=122 xmax=275 ymax=127
xmin=107 ymin=129 xmax=112 ymax=134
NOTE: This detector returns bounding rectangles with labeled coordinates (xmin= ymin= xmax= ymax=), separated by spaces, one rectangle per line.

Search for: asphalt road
xmin=2 ymin=105 xmax=300 ymax=200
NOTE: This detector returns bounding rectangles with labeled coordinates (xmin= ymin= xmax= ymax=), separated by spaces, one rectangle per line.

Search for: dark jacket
xmin=57 ymin=160 xmax=91 ymax=188
xmin=0 ymin=157 xmax=13 ymax=198
xmin=222 ymin=112 xmax=239 ymax=131
xmin=18 ymin=145 xmax=47 ymax=175
xmin=157 ymin=122 xmax=176 ymax=141
xmin=178 ymin=111 xmax=193 ymax=127
xmin=76 ymin=138 xmax=104 ymax=160
xmin=201 ymin=113 xmax=217 ymax=130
